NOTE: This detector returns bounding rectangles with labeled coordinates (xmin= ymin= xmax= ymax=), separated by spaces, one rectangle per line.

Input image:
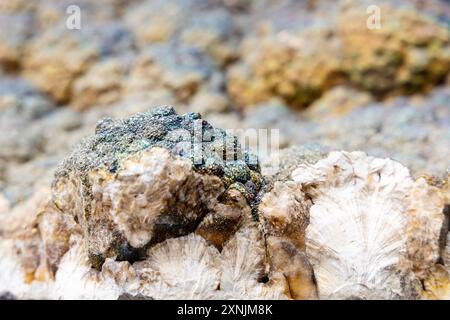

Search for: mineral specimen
xmin=292 ymin=151 xmax=449 ymax=299
xmin=0 ymin=108 xmax=449 ymax=300
xmin=53 ymin=106 xmax=263 ymax=266
xmin=0 ymin=107 xmax=318 ymax=300
xmin=0 ymin=0 xmax=449 ymax=301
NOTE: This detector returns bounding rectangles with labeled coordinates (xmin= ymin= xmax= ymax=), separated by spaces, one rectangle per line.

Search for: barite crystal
xmin=292 ymin=151 xmax=449 ymax=299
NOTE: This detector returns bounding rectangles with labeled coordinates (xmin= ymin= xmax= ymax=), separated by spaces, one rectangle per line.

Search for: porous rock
xmin=227 ymin=3 xmax=450 ymax=109
xmin=23 ymin=23 xmax=134 ymax=104
xmin=0 ymin=107 xmax=318 ymax=300
xmin=1 ymin=106 xmax=447 ymax=300
xmin=53 ymin=106 xmax=263 ymax=268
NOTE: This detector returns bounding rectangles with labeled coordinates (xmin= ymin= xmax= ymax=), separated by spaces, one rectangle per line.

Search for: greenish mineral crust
xmin=55 ymin=106 xmax=263 ymax=201
xmin=53 ymin=106 xmax=265 ymax=269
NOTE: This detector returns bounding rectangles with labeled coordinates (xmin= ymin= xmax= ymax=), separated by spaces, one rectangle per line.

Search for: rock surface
xmin=0 ymin=108 xmax=319 ymax=300
xmin=0 ymin=110 xmax=449 ymax=300
xmin=227 ymin=1 xmax=450 ymax=109
xmin=0 ymin=0 xmax=449 ymax=300
xmin=292 ymin=151 xmax=448 ymax=299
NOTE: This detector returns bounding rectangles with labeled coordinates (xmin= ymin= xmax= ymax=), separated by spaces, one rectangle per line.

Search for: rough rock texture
xmin=22 ymin=23 xmax=134 ymax=103
xmin=53 ymin=106 xmax=263 ymax=267
xmin=124 ymin=0 xmax=239 ymax=66
xmin=0 ymin=8 xmax=34 ymax=72
xmin=0 ymin=0 xmax=450 ymax=300
xmin=1 ymin=110 xmax=448 ymax=300
xmin=72 ymin=59 xmax=125 ymax=111
xmin=292 ymin=151 xmax=448 ymax=299
xmin=0 ymin=109 xmax=449 ymax=300
xmin=261 ymin=144 xmax=329 ymax=182
xmin=305 ymin=86 xmax=373 ymax=119
xmin=338 ymin=4 xmax=450 ymax=96
xmin=124 ymin=45 xmax=221 ymax=104
xmin=409 ymin=177 xmax=450 ymax=300
xmin=0 ymin=76 xmax=87 ymax=206
xmin=227 ymin=2 xmax=450 ymax=109
xmin=228 ymin=86 xmax=450 ymax=177
xmin=259 ymin=181 xmax=319 ymax=300
xmin=0 ymin=107 xmax=318 ymax=300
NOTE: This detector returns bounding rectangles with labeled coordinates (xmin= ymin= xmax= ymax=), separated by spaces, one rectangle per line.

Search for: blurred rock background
xmin=0 ymin=0 xmax=449 ymax=210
